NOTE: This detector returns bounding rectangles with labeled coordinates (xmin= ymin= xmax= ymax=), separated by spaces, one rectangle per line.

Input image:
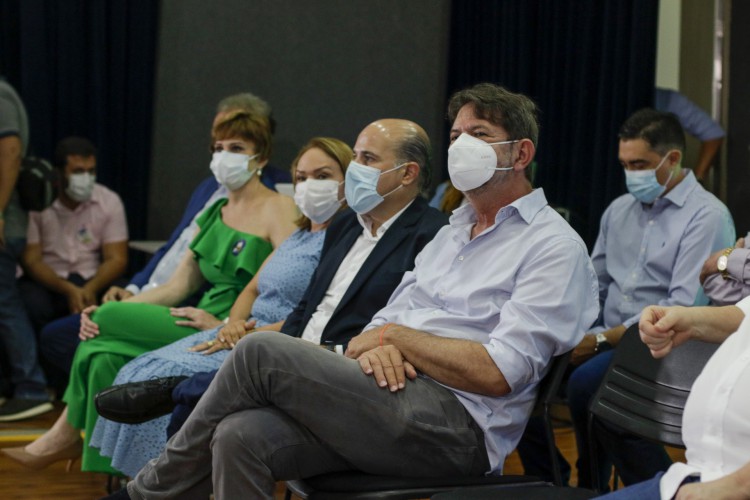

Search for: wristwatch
xmin=593 ymin=332 xmax=609 ymax=354
xmin=718 ymin=247 xmax=733 ymax=280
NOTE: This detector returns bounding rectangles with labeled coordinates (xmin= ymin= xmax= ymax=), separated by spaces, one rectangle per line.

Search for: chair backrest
xmin=530 ymin=350 xmax=571 ymax=487
xmin=589 ymin=324 xmax=719 ymax=447
xmin=531 ymin=350 xmax=570 ymax=418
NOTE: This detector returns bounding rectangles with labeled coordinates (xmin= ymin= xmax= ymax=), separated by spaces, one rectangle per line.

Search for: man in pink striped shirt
xmin=19 ymin=136 xmax=128 ymax=331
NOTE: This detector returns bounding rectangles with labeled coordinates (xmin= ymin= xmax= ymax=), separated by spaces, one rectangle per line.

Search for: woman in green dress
xmin=3 ymin=110 xmax=299 ymax=473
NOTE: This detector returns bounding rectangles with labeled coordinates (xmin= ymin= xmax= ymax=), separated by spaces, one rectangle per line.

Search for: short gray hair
xmin=217 ymin=93 xmax=275 ymax=134
xmin=217 ymin=93 xmax=271 ymax=116
xmin=394 ymin=131 xmax=432 ymax=193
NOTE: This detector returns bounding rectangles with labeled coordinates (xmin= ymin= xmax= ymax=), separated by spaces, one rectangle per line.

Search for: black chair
xmin=284 ymin=352 xmax=571 ymax=500
xmin=431 ymin=484 xmax=596 ymax=500
xmin=587 ymin=324 xmax=719 ymax=492
xmin=531 ymin=351 xmax=570 ymax=487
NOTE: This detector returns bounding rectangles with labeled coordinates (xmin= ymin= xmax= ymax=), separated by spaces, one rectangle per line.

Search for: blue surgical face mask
xmin=624 ymin=152 xmax=674 ymax=204
xmin=344 ymin=161 xmax=406 ymax=214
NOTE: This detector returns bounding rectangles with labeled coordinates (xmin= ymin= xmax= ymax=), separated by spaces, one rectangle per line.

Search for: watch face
xmin=718 ymin=255 xmax=729 ymax=271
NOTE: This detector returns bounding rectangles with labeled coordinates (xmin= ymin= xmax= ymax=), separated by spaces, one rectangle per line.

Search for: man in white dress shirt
xmin=597 ymin=299 xmax=750 ymax=499
xmin=106 ymin=83 xmax=600 ymax=500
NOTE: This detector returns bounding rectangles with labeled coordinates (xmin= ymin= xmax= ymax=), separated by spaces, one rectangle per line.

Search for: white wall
xmin=656 ymin=0 xmax=681 ymax=89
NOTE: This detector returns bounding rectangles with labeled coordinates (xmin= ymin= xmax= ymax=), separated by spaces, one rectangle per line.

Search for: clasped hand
xmin=639 ymin=305 xmax=693 ymax=358
xmin=189 ymin=319 xmax=257 ymax=355
xmin=66 ymin=284 xmax=97 ymax=314
xmin=354 ymin=345 xmax=418 ymax=392
xmin=79 ymin=305 xmax=100 ymax=341
xmin=346 ymin=327 xmax=417 ymax=392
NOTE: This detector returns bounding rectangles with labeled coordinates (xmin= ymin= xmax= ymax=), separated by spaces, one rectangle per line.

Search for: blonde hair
xmin=439 ymin=182 xmax=464 ymax=214
xmin=291 ymin=137 xmax=353 ymax=230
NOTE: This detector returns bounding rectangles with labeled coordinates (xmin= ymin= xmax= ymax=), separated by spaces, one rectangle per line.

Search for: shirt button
xmin=649 ymin=220 xmax=655 ymax=225
xmin=458 ymin=256 xmax=464 ymax=261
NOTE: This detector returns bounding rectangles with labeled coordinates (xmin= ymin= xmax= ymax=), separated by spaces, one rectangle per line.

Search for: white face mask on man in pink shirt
xmin=65 ymin=172 xmax=96 ymax=202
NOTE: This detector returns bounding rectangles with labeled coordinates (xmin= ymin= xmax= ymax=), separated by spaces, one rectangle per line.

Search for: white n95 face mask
xmin=65 ymin=172 xmax=96 ymax=202
xmin=294 ymin=179 xmax=344 ymax=224
xmin=447 ymin=133 xmax=518 ymax=191
xmin=210 ymin=151 xmax=259 ymax=190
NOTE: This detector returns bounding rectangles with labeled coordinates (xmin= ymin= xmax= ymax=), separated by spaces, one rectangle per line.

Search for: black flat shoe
xmin=99 ymin=486 xmax=132 ymax=500
xmin=94 ymin=376 xmax=188 ymax=424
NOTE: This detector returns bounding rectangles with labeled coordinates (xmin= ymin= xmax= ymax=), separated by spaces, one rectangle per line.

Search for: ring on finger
xmin=206 ymin=340 xmax=215 ymax=347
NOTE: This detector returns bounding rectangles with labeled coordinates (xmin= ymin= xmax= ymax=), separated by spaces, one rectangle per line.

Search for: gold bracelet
xmin=721 ymin=247 xmax=734 ymax=280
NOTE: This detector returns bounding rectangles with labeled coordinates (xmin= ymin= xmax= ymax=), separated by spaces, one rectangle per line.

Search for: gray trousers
xmin=129 ymin=331 xmax=490 ymax=500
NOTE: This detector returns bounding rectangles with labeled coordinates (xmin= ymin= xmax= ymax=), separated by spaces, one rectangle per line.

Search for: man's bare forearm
xmin=694 ymin=137 xmax=723 ymax=180
xmin=24 ymin=259 xmax=78 ymax=295
xmin=383 ymin=325 xmax=509 ymax=396
xmin=84 ymin=256 xmax=128 ymax=294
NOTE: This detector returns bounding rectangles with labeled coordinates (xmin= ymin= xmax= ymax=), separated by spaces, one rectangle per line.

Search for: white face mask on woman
xmin=293 ymin=179 xmax=344 ymax=224
xmin=447 ymin=133 xmax=519 ymax=191
xmin=210 ymin=151 xmax=259 ymax=190
xmin=65 ymin=172 xmax=96 ymax=202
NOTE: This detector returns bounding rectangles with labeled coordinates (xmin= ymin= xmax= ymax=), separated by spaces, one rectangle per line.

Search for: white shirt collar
xmin=356 ymin=199 xmax=415 ymax=240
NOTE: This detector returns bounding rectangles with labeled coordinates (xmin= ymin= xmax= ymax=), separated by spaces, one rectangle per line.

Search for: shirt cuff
xmin=125 ymin=284 xmax=140 ymax=296
xmin=362 ymin=319 xmax=386 ymax=332
xmin=660 ymin=463 xmax=702 ymax=500
xmin=727 ymin=248 xmax=750 ymax=283
xmin=622 ymin=315 xmax=640 ymax=329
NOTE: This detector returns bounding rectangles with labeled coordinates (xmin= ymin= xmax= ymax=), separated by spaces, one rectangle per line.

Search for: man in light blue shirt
xmin=114 ymin=84 xmax=599 ymax=500
xmin=354 ymin=185 xmax=598 ymax=473
xmin=566 ymin=108 xmax=735 ymax=489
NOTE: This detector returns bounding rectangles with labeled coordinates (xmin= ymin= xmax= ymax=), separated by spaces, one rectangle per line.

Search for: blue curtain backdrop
xmin=0 ymin=0 xmax=158 ymax=240
xmin=447 ymin=0 xmax=658 ymax=246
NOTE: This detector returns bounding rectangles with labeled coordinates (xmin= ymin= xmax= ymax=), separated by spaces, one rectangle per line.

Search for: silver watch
xmin=594 ymin=332 xmax=608 ymax=353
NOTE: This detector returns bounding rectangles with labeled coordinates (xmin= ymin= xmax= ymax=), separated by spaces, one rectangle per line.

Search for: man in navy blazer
xmin=281 ymin=200 xmax=444 ymax=348
xmin=103 ymin=119 xmax=448 ymax=441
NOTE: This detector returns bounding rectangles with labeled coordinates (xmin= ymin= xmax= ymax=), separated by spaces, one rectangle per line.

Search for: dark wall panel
xmin=727 ymin=0 xmax=750 ymax=235
xmin=148 ymin=0 xmax=451 ymax=238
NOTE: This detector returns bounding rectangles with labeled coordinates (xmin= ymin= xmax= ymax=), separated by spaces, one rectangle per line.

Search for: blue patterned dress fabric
xmin=89 ymin=228 xmax=324 ymax=476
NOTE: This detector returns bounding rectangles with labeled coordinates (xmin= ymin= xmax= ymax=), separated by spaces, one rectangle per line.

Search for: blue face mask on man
xmin=624 ymin=151 xmax=675 ymax=204
xmin=344 ymin=161 xmax=406 ymax=214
